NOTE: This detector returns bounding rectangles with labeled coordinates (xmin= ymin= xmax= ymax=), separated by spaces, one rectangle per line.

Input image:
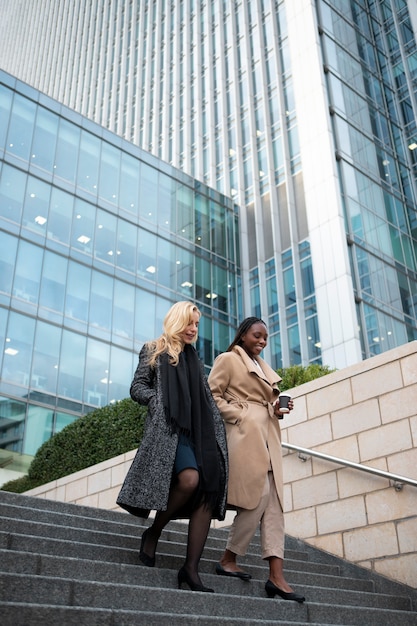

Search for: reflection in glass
xmin=55 ymin=411 xmax=76 ymax=433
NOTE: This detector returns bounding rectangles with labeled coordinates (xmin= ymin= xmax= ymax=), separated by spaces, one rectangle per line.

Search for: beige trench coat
xmin=208 ymin=345 xmax=283 ymax=511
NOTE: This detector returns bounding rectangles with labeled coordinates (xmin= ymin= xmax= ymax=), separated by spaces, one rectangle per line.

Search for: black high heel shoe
xmin=178 ymin=566 xmax=214 ymax=592
xmin=139 ymin=528 xmax=155 ymax=567
xmin=265 ymin=579 xmax=305 ymax=603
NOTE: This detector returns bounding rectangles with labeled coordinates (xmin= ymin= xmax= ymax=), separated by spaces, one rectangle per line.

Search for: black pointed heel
xmin=178 ymin=566 xmax=214 ymax=592
xmin=265 ymin=579 xmax=305 ymax=603
xmin=139 ymin=528 xmax=155 ymax=567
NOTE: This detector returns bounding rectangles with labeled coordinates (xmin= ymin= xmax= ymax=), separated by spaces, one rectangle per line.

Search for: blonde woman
xmin=117 ymin=301 xmax=228 ymax=593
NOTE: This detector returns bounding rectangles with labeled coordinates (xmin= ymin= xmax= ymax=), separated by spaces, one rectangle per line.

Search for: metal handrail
xmin=282 ymin=442 xmax=417 ymax=491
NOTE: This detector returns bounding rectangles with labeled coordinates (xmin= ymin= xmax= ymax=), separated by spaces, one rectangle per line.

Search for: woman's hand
xmin=273 ymin=397 xmax=294 ymax=417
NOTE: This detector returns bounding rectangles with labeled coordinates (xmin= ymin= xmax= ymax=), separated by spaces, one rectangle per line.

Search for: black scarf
xmin=160 ymin=345 xmax=220 ymax=509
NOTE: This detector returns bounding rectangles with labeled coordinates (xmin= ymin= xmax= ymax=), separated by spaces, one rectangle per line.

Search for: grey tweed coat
xmin=116 ymin=344 xmax=228 ymax=521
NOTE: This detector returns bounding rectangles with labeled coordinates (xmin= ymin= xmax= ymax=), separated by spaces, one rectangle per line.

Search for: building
xmin=1 ymin=1 xmax=417 ymax=468
xmin=0 ymin=69 xmax=240 ymax=473
xmin=1 ymin=0 xmax=416 ymax=372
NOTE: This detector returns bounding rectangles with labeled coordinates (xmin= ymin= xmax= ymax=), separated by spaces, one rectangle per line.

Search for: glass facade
xmin=0 ymin=0 xmax=416 ymax=368
xmin=0 ymin=70 xmax=240 ymax=469
xmin=318 ymin=0 xmax=417 ymax=356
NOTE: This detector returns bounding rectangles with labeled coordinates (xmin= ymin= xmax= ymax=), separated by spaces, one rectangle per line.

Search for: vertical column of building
xmin=285 ymin=1 xmax=361 ymax=368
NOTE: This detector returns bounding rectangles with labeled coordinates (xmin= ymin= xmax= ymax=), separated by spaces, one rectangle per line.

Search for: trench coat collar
xmin=232 ymin=345 xmax=282 ymax=390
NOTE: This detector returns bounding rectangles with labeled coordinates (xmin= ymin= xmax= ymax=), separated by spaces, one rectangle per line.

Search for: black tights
xmin=143 ymin=468 xmax=212 ymax=585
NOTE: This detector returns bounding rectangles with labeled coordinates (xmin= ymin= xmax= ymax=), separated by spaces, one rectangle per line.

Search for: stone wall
xmin=25 ymin=341 xmax=417 ymax=588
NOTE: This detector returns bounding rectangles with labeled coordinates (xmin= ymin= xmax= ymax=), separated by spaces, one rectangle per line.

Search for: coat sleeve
xmin=208 ymin=353 xmax=245 ymax=425
xmin=130 ymin=344 xmax=156 ymax=406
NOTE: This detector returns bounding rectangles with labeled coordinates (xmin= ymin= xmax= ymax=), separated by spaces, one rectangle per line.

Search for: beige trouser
xmin=226 ymin=471 xmax=285 ymax=560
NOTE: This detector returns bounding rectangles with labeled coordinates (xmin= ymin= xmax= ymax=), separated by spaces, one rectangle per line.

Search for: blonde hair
xmin=147 ymin=301 xmax=201 ymax=366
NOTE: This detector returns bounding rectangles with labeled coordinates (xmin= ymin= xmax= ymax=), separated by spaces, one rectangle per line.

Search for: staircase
xmin=0 ymin=491 xmax=416 ymax=625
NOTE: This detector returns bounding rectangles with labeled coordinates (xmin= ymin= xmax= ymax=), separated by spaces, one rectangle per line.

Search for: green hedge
xmin=277 ymin=363 xmax=335 ymax=391
xmin=1 ymin=398 xmax=146 ymax=493
xmin=1 ymin=364 xmax=335 ymax=494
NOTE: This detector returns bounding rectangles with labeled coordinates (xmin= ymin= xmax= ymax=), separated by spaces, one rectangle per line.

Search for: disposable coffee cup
xmin=278 ymin=393 xmax=291 ymax=413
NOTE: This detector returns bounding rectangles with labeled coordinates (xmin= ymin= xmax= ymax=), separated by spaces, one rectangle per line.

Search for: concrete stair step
xmin=0 ymin=548 xmax=412 ymax=611
xmin=0 ymin=602 xmax=336 ymax=626
xmin=0 ymin=491 xmax=416 ymax=625
xmin=1 ymin=572 xmax=416 ymax=626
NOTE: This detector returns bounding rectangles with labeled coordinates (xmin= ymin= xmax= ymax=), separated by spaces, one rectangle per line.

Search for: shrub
xmin=1 ymin=398 xmax=146 ymax=493
xmin=277 ymin=363 xmax=336 ymax=391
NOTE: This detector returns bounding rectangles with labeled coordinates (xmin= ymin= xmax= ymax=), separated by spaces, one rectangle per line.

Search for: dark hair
xmin=227 ymin=316 xmax=267 ymax=352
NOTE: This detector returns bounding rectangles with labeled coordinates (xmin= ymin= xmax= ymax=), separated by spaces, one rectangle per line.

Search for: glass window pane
xmin=47 ymin=187 xmax=73 ymax=245
xmin=30 ymin=107 xmax=58 ymax=173
xmin=4 ymin=311 xmax=36 ymax=386
xmin=195 ymin=194 xmax=210 ymax=247
xmin=94 ymin=208 xmax=117 ymax=263
xmin=23 ymin=405 xmax=53 ymax=456
xmin=158 ymin=172 xmax=176 ymax=230
xmin=108 ymin=345 xmax=133 ymax=402
xmin=89 ymin=271 xmax=113 ymax=331
xmin=0 ymin=163 xmax=25 ymax=223
xmin=76 ymin=130 xmax=100 ymax=196
xmin=84 ymin=338 xmax=110 ymax=407
xmin=137 ymin=229 xmax=157 ymax=279
xmin=6 ymin=93 xmax=36 ymax=161
xmin=12 ymin=240 xmax=43 ymax=305
xmin=54 ymin=118 xmax=80 ymax=184
xmin=139 ymin=162 xmax=158 ymax=224
xmin=71 ymin=198 xmax=95 ymax=255
xmin=0 ymin=85 xmax=13 ymax=149
xmin=98 ymin=141 xmax=120 ymax=205
xmin=65 ymin=261 xmax=91 ymax=323
xmin=58 ymin=329 xmax=86 ymax=401
xmin=39 ymin=250 xmax=67 ymax=312
xmin=55 ymin=411 xmax=76 ymax=433
xmin=134 ymin=289 xmax=156 ymax=343
xmin=0 ymin=396 xmax=26 ymax=454
xmin=22 ymin=175 xmax=50 ymax=236
xmin=116 ymin=218 xmax=137 ymax=272
xmin=119 ymin=152 xmax=140 ymax=216
xmin=176 ymin=184 xmax=193 ymax=240
xmin=113 ymin=280 xmax=134 ymax=339
xmin=0 ymin=231 xmax=17 ymax=295
xmin=32 ymin=321 xmax=61 ymax=395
